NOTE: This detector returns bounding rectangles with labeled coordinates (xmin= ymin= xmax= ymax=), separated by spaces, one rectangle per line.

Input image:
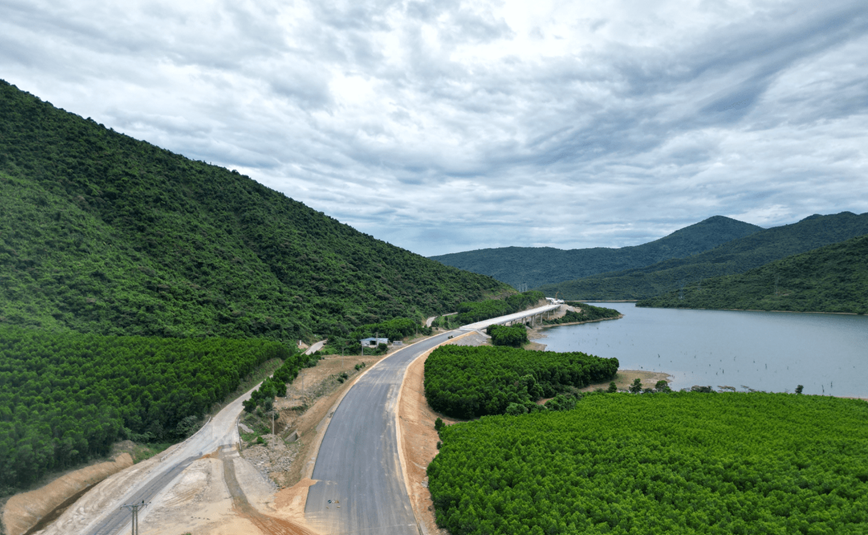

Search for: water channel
xmin=540 ymin=303 xmax=868 ymax=398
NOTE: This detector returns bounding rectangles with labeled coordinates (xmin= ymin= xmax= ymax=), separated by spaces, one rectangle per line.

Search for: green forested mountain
xmin=430 ymin=216 xmax=762 ymax=288
xmin=0 ymin=80 xmax=509 ymax=340
xmin=538 ymin=212 xmax=868 ymax=301
xmin=637 ymin=233 xmax=868 ymax=313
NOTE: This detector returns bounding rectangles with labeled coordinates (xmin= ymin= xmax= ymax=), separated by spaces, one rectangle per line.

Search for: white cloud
xmin=2 ymin=0 xmax=867 ymax=256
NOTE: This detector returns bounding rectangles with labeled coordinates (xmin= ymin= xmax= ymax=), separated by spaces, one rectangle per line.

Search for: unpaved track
xmin=44 ymin=339 xmax=331 ymax=535
xmin=41 ymin=380 xmax=261 ymax=535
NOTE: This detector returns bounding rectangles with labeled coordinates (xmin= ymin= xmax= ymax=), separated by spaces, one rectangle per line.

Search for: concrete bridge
xmin=459 ymin=303 xmax=562 ymax=331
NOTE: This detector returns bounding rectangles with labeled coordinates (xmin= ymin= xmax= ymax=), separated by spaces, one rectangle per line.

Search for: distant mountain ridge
xmin=636 ymin=233 xmax=868 ymax=314
xmin=538 ymin=212 xmax=868 ymax=301
xmin=0 ymin=80 xmax=509 ymax=340
xmin=431 ymin=216 xmax=763 ymax=289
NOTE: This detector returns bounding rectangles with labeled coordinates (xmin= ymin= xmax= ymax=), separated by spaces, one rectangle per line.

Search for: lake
xmin=540 ymin=303 xmax=868 ymax=397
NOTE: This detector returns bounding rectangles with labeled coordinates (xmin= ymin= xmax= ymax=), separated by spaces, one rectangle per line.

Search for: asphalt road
xmin=304 ymin=332 xmax=456 ymax=535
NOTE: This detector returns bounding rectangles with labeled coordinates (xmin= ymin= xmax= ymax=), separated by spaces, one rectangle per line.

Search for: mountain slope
xmin=636 ymin=234 xmax=868 ymax=313
xmin=431 ymin=216 xmax=762 ymax=289
xmin=537 ymin=212 xmax=868 ymax=300
xmin=0 ymin=80 xmax=509 ymax=340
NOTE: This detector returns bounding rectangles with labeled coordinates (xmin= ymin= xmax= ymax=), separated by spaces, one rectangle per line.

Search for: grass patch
xmin=130 ymin=442 xmax=173 ymax=464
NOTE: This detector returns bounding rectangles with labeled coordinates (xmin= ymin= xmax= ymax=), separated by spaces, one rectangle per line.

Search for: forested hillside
xmin=0 ymin=326 xmax=302 ymax=491
xmin=431 ymin=216 xmax=762 ymax=288
xmin=637 ymin=233 xmax=868 ymax=313
xmin=0 ymin=80 xmax=509 ymax=340
xmin=538 ymin=212 xmax=868 ymax=301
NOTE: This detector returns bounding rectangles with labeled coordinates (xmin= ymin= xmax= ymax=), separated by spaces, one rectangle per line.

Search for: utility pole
xmin=122 ymin=501 xmax=148 ymax=535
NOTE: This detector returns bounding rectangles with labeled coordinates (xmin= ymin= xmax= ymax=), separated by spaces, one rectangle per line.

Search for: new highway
xmin=304 ymin=303 xmax=559 ymax=534
xmin=304 ymin=332 xmax=453 ymax=534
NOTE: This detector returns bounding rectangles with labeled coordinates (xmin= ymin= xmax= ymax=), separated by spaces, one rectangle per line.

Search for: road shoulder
xmin=396 ymin=332 xmax=474 ymax=535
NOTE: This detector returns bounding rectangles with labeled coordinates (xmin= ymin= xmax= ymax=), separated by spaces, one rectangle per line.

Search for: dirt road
xmin=38 ymin=380 xmax=261 ymax=535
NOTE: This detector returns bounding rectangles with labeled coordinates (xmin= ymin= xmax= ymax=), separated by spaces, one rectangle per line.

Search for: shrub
xmin=486 ymin=324 xmax=529 ymax=347
xmin=434 ymin=417 xmax=445 ymax=432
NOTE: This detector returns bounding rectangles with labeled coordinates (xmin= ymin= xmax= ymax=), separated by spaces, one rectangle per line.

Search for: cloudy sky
xmin=2 ymin=0 xmax=867 ymax=256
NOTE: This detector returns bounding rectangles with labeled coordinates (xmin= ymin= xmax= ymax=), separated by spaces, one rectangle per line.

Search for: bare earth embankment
xmin=1 ymin=454 xmax=132 ymax=535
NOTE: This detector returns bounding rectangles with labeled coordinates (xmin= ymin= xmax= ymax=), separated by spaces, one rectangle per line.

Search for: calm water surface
xmin=541 ymin=303 xmax=868 ymax=397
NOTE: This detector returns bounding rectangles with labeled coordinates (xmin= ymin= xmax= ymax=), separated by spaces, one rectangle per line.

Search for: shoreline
xmin=637 ymin=305 xmax=862 ymax=316
xmin=535 ymin=314 xmax=624 ymax=330
xmin=528 ymin=314 xmax=623 ymax=348
xmin=575 ymin=300 xmax=638 ymax=303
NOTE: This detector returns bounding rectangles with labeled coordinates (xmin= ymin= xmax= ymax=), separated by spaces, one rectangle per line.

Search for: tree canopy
xmin=429 ymin=393 xmax=868 ymax=534
xmin=0 ymin=79 xmax=510 ymax=341
xmin=424 ymin=345 xmax=618 ymax=419
xmin=0 ymin=326 xmax=294 ymax=491
xmin=637 ymin=234 xmax=868 ymax=314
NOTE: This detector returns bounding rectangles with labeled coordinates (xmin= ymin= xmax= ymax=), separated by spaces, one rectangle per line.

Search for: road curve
xmin=304 ymin=332 xmax=456 ymax=535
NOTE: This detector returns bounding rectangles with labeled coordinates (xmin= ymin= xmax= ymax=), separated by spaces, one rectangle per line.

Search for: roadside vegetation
xmin=317 ymin=316 xmax=435 ymax=356
xmin=542 ymin=302 xmax=621 ymax=325
xmin=454 ymin=291 xmax=545 ymax=324
xmin=637 ymin=234 xmax=868 ymax=314
xmin=0 ymin=326 xmax=294 ymax=493
xmin=486 ymin=324 xmax=529 ymax=347
xmin=423 ymin=345 xmax=618 ymax=419
xmin=429 ymin=393 xmax=868 ymax=534
xmin=242 ymin=351 xmax=320 ymax=414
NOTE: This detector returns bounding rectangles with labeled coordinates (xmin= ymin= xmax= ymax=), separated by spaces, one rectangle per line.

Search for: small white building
xmin=360 ymin=337 xmax=389 ymax=347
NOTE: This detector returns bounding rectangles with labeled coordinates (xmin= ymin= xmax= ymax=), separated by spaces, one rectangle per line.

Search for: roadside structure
xmin=360 ymin=337 xmax=389 ymax=347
